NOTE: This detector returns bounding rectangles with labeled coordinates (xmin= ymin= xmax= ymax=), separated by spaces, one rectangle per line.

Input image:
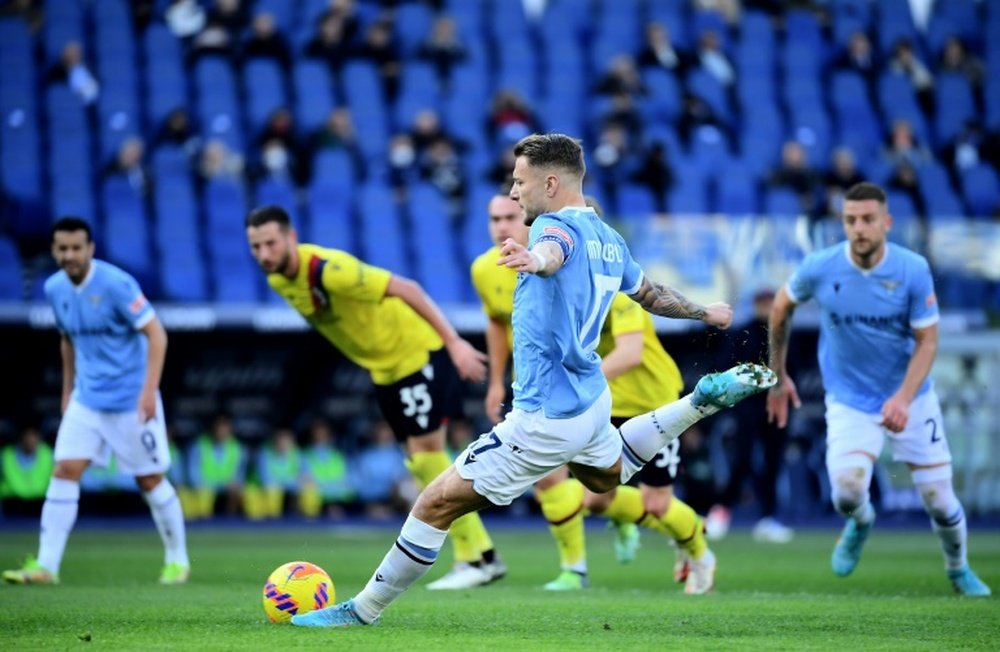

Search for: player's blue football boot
xmin=691 ymin=363 xmax=777 ymax=409
xmin=947 ymin=565 xmax=992 ymax=597
xmin=831 ymin=515 xmax=874 ymax=577
xmin=611 ymin=521 xmax=641 ymax=564
xmin=291 ymin=599 xmax=376 ymax=628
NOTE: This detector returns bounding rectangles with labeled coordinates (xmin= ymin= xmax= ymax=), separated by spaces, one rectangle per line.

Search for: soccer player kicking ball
xmin=471 ymin=189 xmax=716 ymax=594
xmin=767 ymin=182 xmax=990 ymax=597
xmin=4 ymin=218 xmax=190 ymax=586
xmin=246 ymin=206 xmax=505 ymax=587
xmin=292 ymin=134 xmax=775 ymax=628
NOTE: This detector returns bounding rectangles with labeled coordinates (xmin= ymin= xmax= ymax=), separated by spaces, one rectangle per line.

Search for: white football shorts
xmin=456 ymin=388 xmax=621 ymax=506
xmin=825 ymin=389 xmax=951 ymax=472
xmin=54 ymin=395 xmax=171 ymax=477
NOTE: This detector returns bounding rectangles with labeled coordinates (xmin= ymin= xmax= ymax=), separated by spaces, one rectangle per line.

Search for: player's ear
xmin=545 ymin=173 xmax=558 ymax=197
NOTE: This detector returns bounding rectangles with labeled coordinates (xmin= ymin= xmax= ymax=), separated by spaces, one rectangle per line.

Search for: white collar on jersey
xmin=842 ymin=241 xmax=890 ymax=276
xmin=72 ymin=259 xmax=99 ymax=293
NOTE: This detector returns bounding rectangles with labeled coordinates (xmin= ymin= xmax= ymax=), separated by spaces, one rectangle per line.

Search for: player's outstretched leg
xmin=947 ymin=565 xmax=992 ymax=597
xmin=831 ymin=511 xmax=875 ymax=577
xmin=619 ymin=363 xmax=776 ymax=485
xmin=292 ymin=599 xmax=374 ymax=628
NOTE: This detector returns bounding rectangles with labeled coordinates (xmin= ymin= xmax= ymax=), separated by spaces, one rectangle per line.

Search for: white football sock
xmin=144 ymin=479 xmax=189 ymax=567
xmin=352 ymin=515 xmax=448 ymax=623
xmin=619 ymin=396 xmax=710 ymax=483
xmin=913 ymin=468 xmax=967 ymax=571
xmin=829 ymin=456 xmax=875 ymax=524
xmin=37 ymin=477 xmax=80 ymax=575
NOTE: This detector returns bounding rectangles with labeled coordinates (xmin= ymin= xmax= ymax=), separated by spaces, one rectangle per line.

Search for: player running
xmin=767 ymin=182 xmax=990 ymax=597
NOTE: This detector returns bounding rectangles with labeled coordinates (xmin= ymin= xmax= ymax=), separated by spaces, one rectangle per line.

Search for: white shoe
xmin=705 ymin=505 xmax=731 ymax=541
xmin=684 ymin=550 xmax=716 ymax=595
xmin=752 ymin=517 xmax=794 ymax=544
xmin=426 ymin=563 xmax=493 ymax=590
xmin=482 ymin=556 xmax=507 ymax=583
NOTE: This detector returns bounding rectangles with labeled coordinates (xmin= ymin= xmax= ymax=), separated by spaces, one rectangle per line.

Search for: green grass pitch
xmin=1 ymin=521 xmax=997 ymax=650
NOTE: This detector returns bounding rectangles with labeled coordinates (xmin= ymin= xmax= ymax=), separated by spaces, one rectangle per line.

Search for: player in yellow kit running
xmin=246 ymin=205 xmax=505 ymax=588
xmin=470 ymin=190 xmax=715 ymax=594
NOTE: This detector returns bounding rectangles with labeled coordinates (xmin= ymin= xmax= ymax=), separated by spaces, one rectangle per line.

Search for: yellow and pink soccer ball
xmin=262 ymin=561 xmax=334 ymax=623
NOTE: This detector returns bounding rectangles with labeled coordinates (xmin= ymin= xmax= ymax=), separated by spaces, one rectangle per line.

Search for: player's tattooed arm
xmin=629 ymin=277 xmax=707 ymax=320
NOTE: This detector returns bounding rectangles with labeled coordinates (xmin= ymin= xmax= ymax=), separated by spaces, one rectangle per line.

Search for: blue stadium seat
xmin=159 ymin=249 xmax=209 ymax=302
xmin=687 ymin=69 xmax=731 ymax=126
xmin=831 ymin=0 xmax=872 ymax=47
xmin=616 ymin=183 xmax=658 ymax=219
xmin=961 ymin=164 xmax=1000 ymax=218
xmin=154 ymin=178 xmax=199 ymax=245
xmin=43 ymin=0 xmax=85 ymax=63
xmin=204 ymin=177 xmax=249 ymax=243
xmin=986 ymin=76 xmax=1000 ymax=132
xmin=211 ymin=248 xmax=260 ymax=303
xmin=312 ymin=149 xmax=357 ymax=199
xmin=443 ymin=63 xmax=489 ymax=151
xmin=715 ymin=163 xmax=758 ymax=215
xmin=763 ymin=187 xmax=802 ymax=217
xmin=144 ymin=24 xmax=186 ymax=127
xmin=667 ymin=164 xmax=709 ymax=214
xmin=1 ymin=110 xmax=42 ymax=204
xmin=784 ymin=9 xmax=824 ymax=48
xmin=738 ymin=10 xmax=775 ymax=54
xmin=102 ymin=176 xmax=153 ymax=283
xmin=640 ymin=67 xmax=682 ymax=123
xmin=51 ymin=176 xmax=96 ymax=230
xmin=243 ymin=59 xmax=288 ymax=136
xmin=151 ymin=145 xmax=191 ymax=182
xmin=255 ymin=177 xmax=302 ymax=229
xmin=394 ymin=2 xmax=436 ymax=56
xmin=875 ymin=0 xmax=919 ymax=58
xmin=394 ymin=62 xmax=442 ymax=131
xmin=497 ymin=36 xmax=539 ymax=100
xmin=307 ymin=182 xmax=355 ymax=252
xmin=194 ymin=57 xmax=243 ymax=149
xmin=691 ymin=9 xmax=731 ymax=52
xmin=409 ymin=184 xmax=463 ymax=303
xmin=787 ymin=106 xmax=833 ymax=166
xmin=293 ymin=60 xmax=336 ymax=135
xmin=0 ymin=236 xmax=23 ymax=300
xmin=0 ymin=19 xmax=37 ymax=115
xmin=254 ymin=0 xmax=296 ymax=34
xmin=461 ymin=182 xmax=498 ymax=267
xmin=342 ymin=62 xmax=388 ymax=164
xmin=925 ymin=0 xmax=980 ymax=56
xmin=358 ymin=181 xmax=408 ymax=275
xmin=934 ymin=73 xmax=976 ymax=146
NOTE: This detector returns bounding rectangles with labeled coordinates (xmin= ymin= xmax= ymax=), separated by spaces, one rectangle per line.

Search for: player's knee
xmin=916 ymin=481 xmax=961 ymax=525
xmin=53 ymin=459 xmax=87 ymax=482
xmin=136 ymin=473 xmax=165 ymax=493
xmin=583 ymin=490 xmax=612 ymax=513
xmin=831 ymin=472 xmax=867 ymax=515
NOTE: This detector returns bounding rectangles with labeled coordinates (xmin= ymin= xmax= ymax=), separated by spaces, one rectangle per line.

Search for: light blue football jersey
xmin=787 ymin=242 xmax=939 ymax=413
xmin=511 ymin=206 xmax=644 ymax=418
xmin=45 ymin=260 xmax=156 ymax=412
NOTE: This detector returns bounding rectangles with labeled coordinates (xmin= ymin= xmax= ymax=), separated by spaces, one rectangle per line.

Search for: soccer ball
xmin=262 ymin=561 xmax=335 ymax=624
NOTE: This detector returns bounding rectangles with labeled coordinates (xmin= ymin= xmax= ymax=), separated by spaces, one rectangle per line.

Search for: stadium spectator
xmin=941 ymin=119 xmax=988 ymax=178
xmin=249 ymin=427 xmax=303 ymax=519
xmin=198 ymin=139 xmax=245 ymax=181
xmin=387 ymin=133 xmax=418 ymax=194
xmin=824 ymin=147 xmax=865 ymax=217
xmin=695 ymin=30 xmax=735 ymax=87
xmin=486 ymin=89 xmax=539 ymax=147
xmin=631 ymin=140 xmax=675 ymax=212
xmin=768 ymin=182 xmax=992 ymax=597
xmin=833 ymin=31 xmax=878 ymax=82
xmin=300 ymin=417 xmax=355 ymax=519
xmin=888 ymin=39 xmax=934 ymax=114
xmin=0 ymin=0 xmax=43 ymax=32
xmin=677 ymin=91 xmax=726 ymax=147
xmin=0 ymin=426 xmax=53 ymax=518
xmin=706 ymin=289 xmax=795 ymax=544
xmin=420 ymin=138 xmax=465 ymax=202
xmin=595 ymin=55 xmax=647 ymax=98
xmin=242 ymin=12 xmax=291 ymax=70
xmin=186 ymin=414 xmax=247 ymax=519
xmin=416 ymin=15 xmax=467 ymax=86
xmin=206 ymin=0 xmax=250 ymax=40
xmin=253 ymin=108 xmax=306 ymax=185
xmin=187 ymin=15 xmax=236 ymax=64
xmin=165 ymin=0 xmax=206 ymax=38
xmin=356 ymin=16 xmax=402 ymax=102
xmin=767 ymin=141 xmax=821 ymax=217
xmin=887 ymin=161 xmax=927 ymax=219
xmin=592 ymin=121 xmax=639 ymax=202
xmin=304 ymin=10 xmax=355 ymax=71
xmin=485 ymin=146 xmax=517 ymax=186
xmin=46 ymin=41 xmax=99 ymax=105
xmin=938 ymin=36 xmax=985 ymax=93
xmin=409 ymin=109 xmax=456 ymax=158
xmin=636 ymin=22 xmax=688 ymax=73
xmin=311 ymin=107 xmax=366 ymax=180
xmin=103 ymin=137 xmax=151 ymax=197
xmin=153 ymin=108 xmax=202 ymax=162
xmin=881 ymin=119 xmax=931 ymax=169
xmin=353 ymin=420 xmax=410 ymax=519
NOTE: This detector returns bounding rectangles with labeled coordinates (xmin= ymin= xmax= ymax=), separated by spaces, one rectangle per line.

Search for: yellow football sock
xmin=600 ymin=485 xmax=646 ymax=524
xmin=659 ymin=498 xmax=707 ymax=561
xmin=408 ymin=451 xmax=495 ymax=563
xmin=537 ymin=478 xmax=587 ymax=571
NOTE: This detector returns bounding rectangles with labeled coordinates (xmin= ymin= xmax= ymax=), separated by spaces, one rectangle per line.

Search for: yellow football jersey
xmin=267 ymin=244 xmax=441 ymax=385
xmin=596 ymin=293 xmax=685 ymax=417
xmin=470 ymin=245 xmax=517 ymax=349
